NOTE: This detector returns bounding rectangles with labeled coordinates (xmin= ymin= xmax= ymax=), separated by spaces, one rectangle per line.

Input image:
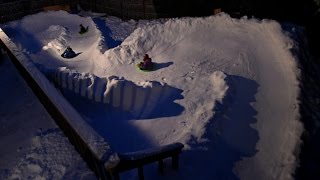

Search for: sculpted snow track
xmin=2 ymin=11 xmax=302 ymax=180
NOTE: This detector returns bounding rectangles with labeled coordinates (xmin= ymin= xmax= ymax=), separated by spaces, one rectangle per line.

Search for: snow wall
xmin=51 ymin=67 xmax=179 ymax=119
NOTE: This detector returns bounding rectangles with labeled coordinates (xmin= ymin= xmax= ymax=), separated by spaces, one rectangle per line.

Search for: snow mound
xmin=101 ymin=15 xmax=228 ymax=65
xmin=42 ymin=25 xmax=70 ymax=53
xmin=211 ymin=71 xmax=229 ymax=102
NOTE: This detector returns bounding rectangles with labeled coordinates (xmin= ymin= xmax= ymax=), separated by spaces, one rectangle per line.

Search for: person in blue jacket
xmin=61 ymin=46 xmax=76 ymax=58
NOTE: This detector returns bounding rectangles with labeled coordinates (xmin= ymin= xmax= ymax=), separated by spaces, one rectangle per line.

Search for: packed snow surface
xmin=1 ymin=11 xmax=303 ymax=179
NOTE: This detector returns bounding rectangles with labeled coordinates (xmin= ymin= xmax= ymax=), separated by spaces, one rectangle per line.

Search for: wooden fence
xmin=0 ymin=0 xmax=75 ymax=23
xmin=78 ymin=0 xmax=168 ymax=20
xmin=0 ymin=0 xmax=224 ymax=23
xmin=0 ymin=0 xmax=166 ymax=23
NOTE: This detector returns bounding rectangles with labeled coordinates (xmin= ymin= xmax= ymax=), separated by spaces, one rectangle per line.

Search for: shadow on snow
xmin=145 ymin=75 xmax=259 ymax=180
xmin=184 ymin=75 xmax=259 ymax=180
xmin=62 ymin=84 xmax=184 ymax=153
xmin=92 ymin=17 xmax=122 ymax=53
xmin=153 ymin=62 xmax=174 ymax=71
xmin=3 ymin=23 xmax=43 ymax=54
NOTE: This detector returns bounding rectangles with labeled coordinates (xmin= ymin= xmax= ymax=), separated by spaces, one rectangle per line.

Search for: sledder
xmin=137 ymin=54 xmax=154 ymax=71
xmin=79 ymin=24 xmax=89 ymax=34
xmin=61 ymin=46 xmax=76 ymax=58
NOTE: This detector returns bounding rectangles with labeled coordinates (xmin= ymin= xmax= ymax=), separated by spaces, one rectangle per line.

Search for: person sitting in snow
xmin=138 ymin=54 xmax=153 ymax=70
xmin=61 ymin=46 xmax=76 ymax=58
xmin=79 ymin=24 xmax=89 ymax=34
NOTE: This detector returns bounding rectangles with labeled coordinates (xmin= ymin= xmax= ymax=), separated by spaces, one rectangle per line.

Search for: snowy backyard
xmin=0 ymin=10 xmax=304 ymax=179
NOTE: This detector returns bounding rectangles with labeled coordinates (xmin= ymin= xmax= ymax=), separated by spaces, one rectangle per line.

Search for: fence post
xmin=120 ymin=0 xmax=124 ymax=20
xmin=158 ymin=159 xmax=164 ymax=174
xmin=172 ymin=154 xmax=179 ymax=170
xmin=143 ymin=0 xmax=146 ymax=19
xmin=138 ymin=166 xmax=144 ymax=180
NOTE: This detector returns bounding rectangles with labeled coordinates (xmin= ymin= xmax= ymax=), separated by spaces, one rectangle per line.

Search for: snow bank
xmin=101 ymin=18 xmax=198 ymax=65
xmin=52 ymin=67 xmax=182 ymax=119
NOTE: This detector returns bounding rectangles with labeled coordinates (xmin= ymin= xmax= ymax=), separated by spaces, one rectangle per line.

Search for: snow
xmin=1 ymin=10 xmax=303 ymax=179
xmin=0 ymin=53 xmax=94 ymax=179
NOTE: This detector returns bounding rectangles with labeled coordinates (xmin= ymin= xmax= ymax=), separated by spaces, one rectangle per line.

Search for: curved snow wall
xmin=0 ymin=29 xmax=115 ymax=180
xmin=51 ymin=67 xmax=182 ymax=119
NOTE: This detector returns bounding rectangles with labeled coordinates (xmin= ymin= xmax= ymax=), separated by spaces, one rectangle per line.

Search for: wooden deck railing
xmin=107 ymin=143 xmax=184 ymax=180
